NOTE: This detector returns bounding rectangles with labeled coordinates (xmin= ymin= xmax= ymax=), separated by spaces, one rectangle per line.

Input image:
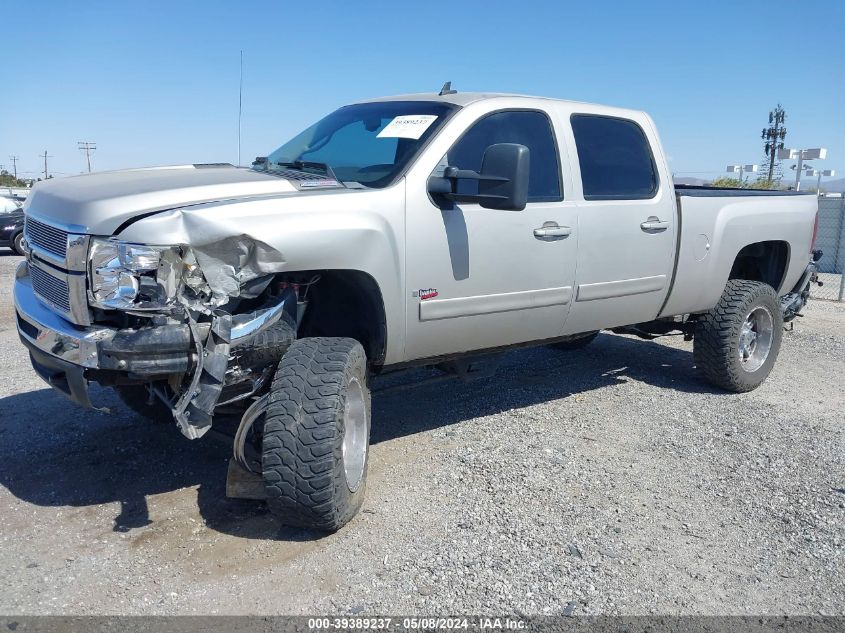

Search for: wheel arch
xmin=296 ymin=269 xmax=388 ymax=367
xmin=728 ymin=240 xmax=790 ymax=293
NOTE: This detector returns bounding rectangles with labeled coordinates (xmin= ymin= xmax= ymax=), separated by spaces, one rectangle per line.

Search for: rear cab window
xmin=570 ymin=114 xmax=659 ymax=200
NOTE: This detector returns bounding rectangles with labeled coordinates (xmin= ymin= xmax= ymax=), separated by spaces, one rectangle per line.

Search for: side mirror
xmin=427 ymin=143 xmax=530 ymax=211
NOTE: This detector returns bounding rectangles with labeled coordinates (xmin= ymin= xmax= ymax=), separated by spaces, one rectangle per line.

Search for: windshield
xmin=261 ymin=101 xmax=456 ymax=188
xmin=0 ymin=197 xmax=22 ymax=214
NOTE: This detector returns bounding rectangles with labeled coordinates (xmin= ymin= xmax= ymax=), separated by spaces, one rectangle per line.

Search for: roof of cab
xmin=354 ymin=92 xmax=650 ymax=122
xmin=356 ymin=91 xmax=617 ymax=110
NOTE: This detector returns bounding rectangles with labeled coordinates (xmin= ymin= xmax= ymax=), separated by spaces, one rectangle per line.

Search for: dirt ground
xmin=0 ymin=250 xmax=843 ymax=615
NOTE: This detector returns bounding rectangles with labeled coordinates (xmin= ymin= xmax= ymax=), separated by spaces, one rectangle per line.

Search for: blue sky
xmin=4 ymin=0 xmax=844 ymax=185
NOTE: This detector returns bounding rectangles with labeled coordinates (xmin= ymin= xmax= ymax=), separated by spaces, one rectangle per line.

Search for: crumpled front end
xmin=15 ymin=213 xmax=304 ymax=439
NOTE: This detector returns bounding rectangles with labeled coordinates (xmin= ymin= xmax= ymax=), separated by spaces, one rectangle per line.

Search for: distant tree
xmin=750 ymin=177 xmax=784 ymax=190
xmin=0 ymin=170 xmax=28 ymax=188
xmin=710 ymin=177 xmax=744 ymax=188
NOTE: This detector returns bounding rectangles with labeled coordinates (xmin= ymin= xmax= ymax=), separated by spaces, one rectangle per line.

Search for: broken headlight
xmin=88 ymin=238 xmax=183 ymax=310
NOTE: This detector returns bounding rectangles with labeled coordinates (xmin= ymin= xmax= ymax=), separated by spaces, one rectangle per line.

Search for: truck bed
xmin=659 ymin=186 xmax=818 ymax=318
xmin=674 ymin=184 xmax=815 ymax=198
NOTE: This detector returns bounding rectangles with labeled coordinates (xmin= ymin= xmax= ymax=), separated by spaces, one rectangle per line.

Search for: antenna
xmin=238 ymin=50 xmax=243 ymax=166
xmin=439 ymin=81 xmax=457 ymax=96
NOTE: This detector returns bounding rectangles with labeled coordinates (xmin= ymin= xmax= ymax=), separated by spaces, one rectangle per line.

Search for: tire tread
xmin=262 ymin=337 xmax=367 ymax=531
xmin=693 ymin=280 xmax=782 ymax=392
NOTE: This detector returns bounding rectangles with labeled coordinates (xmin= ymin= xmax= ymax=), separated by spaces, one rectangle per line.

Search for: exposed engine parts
xmin=91 ymin=232 xmax=321 ymax=439
xmin=159 ymin=280 xmax=306 ymax=439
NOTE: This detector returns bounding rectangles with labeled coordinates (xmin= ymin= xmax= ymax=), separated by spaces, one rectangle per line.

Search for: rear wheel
xmin=693 ymin=280 xmax=783 ymax=392
xmin=261 ymin=337 xmax=370 ymax=532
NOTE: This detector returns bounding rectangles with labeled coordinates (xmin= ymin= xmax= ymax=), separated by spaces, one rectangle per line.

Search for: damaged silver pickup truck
xmin=14 ymin=90 xmax=820 ymax=531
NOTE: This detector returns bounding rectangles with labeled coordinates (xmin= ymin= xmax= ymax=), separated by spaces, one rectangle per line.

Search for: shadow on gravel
xmin=0 ymin=332 xmax=714 ymax=541
xmin=0 ymin=386 xmax=320 ymax=542
xmin=371 ymin=331 xmax=718 ymax=444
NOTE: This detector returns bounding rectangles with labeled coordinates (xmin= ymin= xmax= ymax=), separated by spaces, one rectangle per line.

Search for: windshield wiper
xmin=274 ymin=160 xmax=341 ymax=183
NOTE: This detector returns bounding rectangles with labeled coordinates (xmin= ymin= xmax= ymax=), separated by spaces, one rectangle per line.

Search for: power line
xmin=40 ymin=150 xmax=53 ymax=179
xmin=78 ymin=141 xmax=97 ymax=173
xmin=8 ymin=155 xmax=19 ymax=179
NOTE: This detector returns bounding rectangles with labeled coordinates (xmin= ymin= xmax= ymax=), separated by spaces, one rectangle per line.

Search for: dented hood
xmin=24 ymin=164 xmax=301 ymax=235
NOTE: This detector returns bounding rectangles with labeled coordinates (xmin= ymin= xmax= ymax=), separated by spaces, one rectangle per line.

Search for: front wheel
xmin=262 ymin=337 xmax=370 ymax=532
xmin=12 ymin=232 xmax=26 ymax=256
xmin=693 ymin=280 xmax=783 ymax=392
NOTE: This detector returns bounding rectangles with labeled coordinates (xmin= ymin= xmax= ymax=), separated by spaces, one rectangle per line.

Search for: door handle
xmin=640 ymin=216 xmax=670 ymax=233
xmin=533 ymin=224 xmax=572 ymax=239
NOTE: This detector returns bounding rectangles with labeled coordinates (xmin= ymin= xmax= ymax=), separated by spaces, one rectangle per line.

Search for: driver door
xmin=403 ymin=107 xmax=579 ymax=361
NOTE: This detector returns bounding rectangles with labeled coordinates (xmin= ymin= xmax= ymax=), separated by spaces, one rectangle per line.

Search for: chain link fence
xmin=813 ymin=196 xmax=845 ymax=301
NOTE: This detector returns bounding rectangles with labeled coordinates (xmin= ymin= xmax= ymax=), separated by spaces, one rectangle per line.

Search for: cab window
xmin=571 ymin=114 xmax=659 ymax=200
xmin=442 ymin=110 xmax=562 ymax=202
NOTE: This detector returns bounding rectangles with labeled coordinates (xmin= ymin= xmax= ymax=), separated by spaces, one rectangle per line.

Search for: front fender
xmin=116 ymin=184 xmax=407 ymax=364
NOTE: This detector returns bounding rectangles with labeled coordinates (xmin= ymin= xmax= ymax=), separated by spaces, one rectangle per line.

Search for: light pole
xmin=778 ymin=147 xmax=828 ymax=191
xmin=726 ymin=164 xmax=758 ymax=186
xmin=803 ymin=168 xmax=836 ymax=195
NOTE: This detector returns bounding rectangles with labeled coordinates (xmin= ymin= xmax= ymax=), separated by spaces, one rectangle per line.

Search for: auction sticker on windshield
xmin=377 ymin=115 xmax=438 ymax=140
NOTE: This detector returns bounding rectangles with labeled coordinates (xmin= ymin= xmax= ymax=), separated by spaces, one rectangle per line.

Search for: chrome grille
xmin=25 ymin=216 xmax=69 ymax=259
xmin=30 ymin=264 xmax=72 ymax=313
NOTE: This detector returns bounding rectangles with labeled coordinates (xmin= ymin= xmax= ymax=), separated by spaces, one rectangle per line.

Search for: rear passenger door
xmin=562 ymin=113 xmax=677 ymax=334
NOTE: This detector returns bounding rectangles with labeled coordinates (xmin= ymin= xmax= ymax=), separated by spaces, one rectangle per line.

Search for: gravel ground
xmin=0 ymin=249 xmax=843 ymax=616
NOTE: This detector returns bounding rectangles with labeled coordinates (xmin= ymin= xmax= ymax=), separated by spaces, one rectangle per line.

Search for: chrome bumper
xmin=14 ymin=261 xmax=115 ymax=368
xmin=15 ymin=260 xmax=294 ymax=411
xmin=14 ymin=261 xmax=193 ymax=408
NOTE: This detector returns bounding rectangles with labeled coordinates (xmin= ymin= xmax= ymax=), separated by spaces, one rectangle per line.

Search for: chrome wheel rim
xmin=738 ymin=306 xmax=774 ymax=372
xmin=342 ymin=376 xmax=367 ymax=492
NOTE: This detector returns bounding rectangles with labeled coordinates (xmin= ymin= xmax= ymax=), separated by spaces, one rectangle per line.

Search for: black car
xmin=0 ymin=201 xmax=25 ymax=256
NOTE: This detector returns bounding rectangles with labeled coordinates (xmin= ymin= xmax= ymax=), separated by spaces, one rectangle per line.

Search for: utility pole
xmin=9 ymin=155 xmax=18 ymax=179
xmin=40 ymin=151 xmax=52 ymax=179
xmin=761 ymin=104 xmax=787 ymax=185
xmin=78 ymin=141 xmax=96 ymax=173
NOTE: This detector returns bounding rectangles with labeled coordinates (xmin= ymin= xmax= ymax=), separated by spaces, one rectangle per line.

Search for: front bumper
xmin=14 ymin=261 xmax=194 ymax=407
xmin=15 ymin=260 xmax=293 ymax=414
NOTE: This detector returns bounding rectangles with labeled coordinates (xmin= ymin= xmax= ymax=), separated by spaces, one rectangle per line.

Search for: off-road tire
xmin=262 ymin=337 xmax=370 ymax=532
xmin=694 ymin=280 xmax=783 ymax=392
xmin=232 ymin=318 xmax=296 ymax=368
xmin=551 ymin=331 xmax=599 ymax=351
xmin=114 ymin=384 xmax=173 ymax=424
xmin=12 ymin=232 xmax=25 ymax=256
